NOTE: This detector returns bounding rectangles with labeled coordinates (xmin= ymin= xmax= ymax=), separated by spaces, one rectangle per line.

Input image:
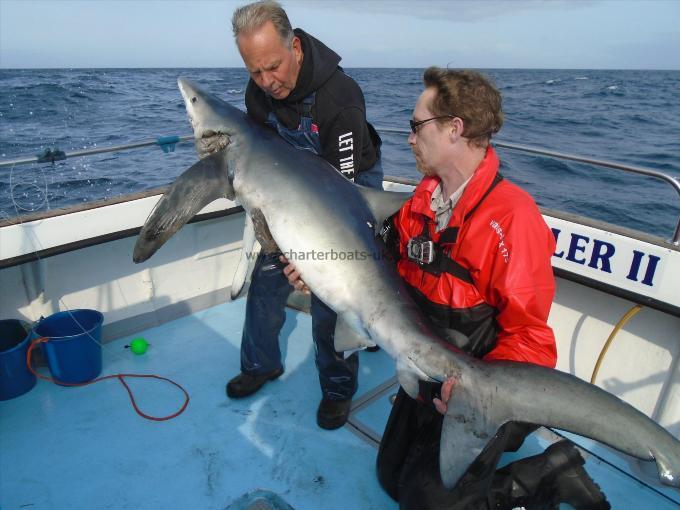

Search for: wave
xmin=69 ymin=91 xmax=92 ymax=100
xmin=582 ymin=86 xmax=626 ymax=98
xmin=52 ymin=176 xmax=115 ymax=187
xmin=602 ymin=85 xmax=624 ymax=95
xmin=10 ymin=83 xmax=70 ymax=95
xmin=534 ymin=157 xmax=581 ymax=177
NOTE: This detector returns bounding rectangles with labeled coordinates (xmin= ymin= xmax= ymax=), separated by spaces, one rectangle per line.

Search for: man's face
xmin=408 ymin=87 xmax=450 ymax=177
xmin=236 ymin=21 xmax=303 ymax=100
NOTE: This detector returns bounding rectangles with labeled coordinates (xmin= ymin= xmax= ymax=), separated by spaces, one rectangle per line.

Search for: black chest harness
xmin=380 ymin=172 xmax=504 ymax=360
xmin=405 ymin=173 xmax=503 ymax=283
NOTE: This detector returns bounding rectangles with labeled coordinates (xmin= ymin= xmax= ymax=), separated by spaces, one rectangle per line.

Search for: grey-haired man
xmin=226 ymin=1 xmax=383 ymax=430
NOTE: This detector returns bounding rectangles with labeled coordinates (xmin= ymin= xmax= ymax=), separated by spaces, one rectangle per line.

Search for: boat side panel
xmin=550 ymin=276 xmax=680 ymax=435
xmin=546 ymin=215 xmax=680 ymax=313
xmin=0 ymin=194 xmax=239 ymax=264
xmin=0 ymin=213 xmax=246 ymax=329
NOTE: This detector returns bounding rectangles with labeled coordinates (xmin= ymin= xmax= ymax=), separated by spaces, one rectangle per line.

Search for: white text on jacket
xmin=338 ymin=132 xmax=354 ymax=176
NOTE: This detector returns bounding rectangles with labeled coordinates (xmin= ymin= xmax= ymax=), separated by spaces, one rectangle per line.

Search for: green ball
xmin=130 ymin=337 xmax=149 ymax=355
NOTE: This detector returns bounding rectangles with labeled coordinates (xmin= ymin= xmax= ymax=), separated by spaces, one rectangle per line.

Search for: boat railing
xmin=0 ymin=135 xmax=195 ymax=167
xmin=378 ymin=127 xmax=680 ymax=246
xmin=1 ymin=128 xmax=679 ymax=245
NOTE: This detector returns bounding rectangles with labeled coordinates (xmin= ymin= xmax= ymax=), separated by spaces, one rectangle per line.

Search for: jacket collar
xmin=411 ymin=146 xmax=500 ymax=225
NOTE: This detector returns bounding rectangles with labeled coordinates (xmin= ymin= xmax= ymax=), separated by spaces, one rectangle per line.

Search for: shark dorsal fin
xmin=355 ymin=185 xmax=412 ymax=233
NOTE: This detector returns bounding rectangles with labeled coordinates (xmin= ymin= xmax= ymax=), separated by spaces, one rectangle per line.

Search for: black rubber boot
xmin=226 ymin=368 xmax=284 ymax=398
xmin=316 ymin=398 xmax=352 ymax=429
xmin=547 ymin=441 xmax=611 ymax=510
xmin=495 ymin=440 xmax=610 ymax=510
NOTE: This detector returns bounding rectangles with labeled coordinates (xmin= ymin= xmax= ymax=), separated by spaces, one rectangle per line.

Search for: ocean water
xmin=1 ymin=68 xmax=679 ymax=239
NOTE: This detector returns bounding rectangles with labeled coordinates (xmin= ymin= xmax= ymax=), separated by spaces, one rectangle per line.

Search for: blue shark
xmin=133 ymin=79 xmax=680 ymax=490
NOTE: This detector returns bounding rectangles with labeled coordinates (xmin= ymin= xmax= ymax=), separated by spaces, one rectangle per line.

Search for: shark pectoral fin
xmin=133 ymin=150 xmax=232 ymax=263
xmin=356 ymin=187 xmax=413 ymax=233
xmin=231 ymin=214 xmax=259 ymax=300
xmin=250 ymin=208 xmax=279 ymax=254
xmin=439 ymin=389 xmax=506 ymax=490
xmin=333 ymin=315 xmax=373 ymax=353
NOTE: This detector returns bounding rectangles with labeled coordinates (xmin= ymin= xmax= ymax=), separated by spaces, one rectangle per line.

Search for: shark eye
xmin=191 ymin=96 xmax=197 ymax=104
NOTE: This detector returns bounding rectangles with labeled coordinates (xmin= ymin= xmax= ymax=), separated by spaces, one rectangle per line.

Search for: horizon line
xmin=2 ymin=66 xmax=680 ymax=72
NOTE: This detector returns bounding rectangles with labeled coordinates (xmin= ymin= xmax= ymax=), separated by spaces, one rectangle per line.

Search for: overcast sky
xmin=1 ymin=0 xmax=679 ymax=69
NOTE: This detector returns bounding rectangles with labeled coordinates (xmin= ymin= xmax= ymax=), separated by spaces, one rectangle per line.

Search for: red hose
xmin=26 ymin=337 xmax=189 ymax=421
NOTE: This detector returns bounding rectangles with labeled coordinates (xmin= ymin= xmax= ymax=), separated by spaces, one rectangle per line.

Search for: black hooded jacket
xmin=245 ymin=29 xmax=380 ymax=180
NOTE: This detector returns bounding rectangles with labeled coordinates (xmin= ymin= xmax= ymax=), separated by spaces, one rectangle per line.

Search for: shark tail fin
xmin=133 ymin=150 xmax=232 ymax=263
xmin=650 ymin=447 xmax=680 ymax=488
xmin=439 ymin=385 xmax=508 ymax=489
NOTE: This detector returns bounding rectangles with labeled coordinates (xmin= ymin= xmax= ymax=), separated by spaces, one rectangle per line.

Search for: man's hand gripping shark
xmin=133 ymin=78 xmax=680 ymax=491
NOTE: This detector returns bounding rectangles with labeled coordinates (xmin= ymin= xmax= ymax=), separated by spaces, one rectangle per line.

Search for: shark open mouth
xmin=195 ymin=131 xmax=230 ymax=159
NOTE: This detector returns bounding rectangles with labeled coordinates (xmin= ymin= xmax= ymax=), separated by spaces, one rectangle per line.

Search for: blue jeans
xmin=240 ymin=252 xmax=359 ymax=400
xmin=355 ymin=158 xmax=384 ymax=190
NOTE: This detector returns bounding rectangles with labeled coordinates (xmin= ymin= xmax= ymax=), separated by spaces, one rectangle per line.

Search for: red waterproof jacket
xmin=393 ymin=147 xmax=557 ymax=368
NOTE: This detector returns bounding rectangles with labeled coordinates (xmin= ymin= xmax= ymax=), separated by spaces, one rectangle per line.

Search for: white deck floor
xmin=1 ymin=299 xmax=678 ymax=509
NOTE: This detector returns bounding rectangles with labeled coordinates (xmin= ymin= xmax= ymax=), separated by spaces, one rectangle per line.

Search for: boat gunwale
xmin=2 ymin=176 xmax=676 ymax=252
xmin=2 ymin=183 xmax=678 ymax=318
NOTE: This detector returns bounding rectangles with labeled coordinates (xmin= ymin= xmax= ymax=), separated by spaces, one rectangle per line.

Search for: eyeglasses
xmin=409 ymin=115 xmax=455 ymax=134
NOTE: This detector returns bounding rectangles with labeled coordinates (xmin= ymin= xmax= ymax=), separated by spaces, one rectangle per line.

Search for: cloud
xmin=288 ymin=0 xmax=596 ymax=23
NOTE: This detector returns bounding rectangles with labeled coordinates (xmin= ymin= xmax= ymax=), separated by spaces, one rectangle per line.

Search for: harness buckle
xmin=407 ymin=236 xmax=435 ymax=264
xmin=379 ymin=221 xmax=392 ymax=240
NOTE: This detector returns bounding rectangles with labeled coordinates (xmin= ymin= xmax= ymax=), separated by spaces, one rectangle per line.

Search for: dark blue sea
xmin=1 ymin=68 xmax=679 ymax=239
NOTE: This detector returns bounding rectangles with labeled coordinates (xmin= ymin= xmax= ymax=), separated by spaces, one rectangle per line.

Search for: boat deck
xmin=1 ymin=299 xmax=678 ymax=509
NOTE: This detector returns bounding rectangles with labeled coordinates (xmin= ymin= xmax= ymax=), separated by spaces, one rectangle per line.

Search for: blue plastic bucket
xmin=0 ymin=319 xmax=37 ymax=400
xmin=33 ymin=309 xmax=103 ymax=384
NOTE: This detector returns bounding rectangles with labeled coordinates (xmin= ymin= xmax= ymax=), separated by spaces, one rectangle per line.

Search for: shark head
xmin=133 ymin=79 xmax=246 ymax=263
xmin=178 ymin=78 xmax=250 ymax=160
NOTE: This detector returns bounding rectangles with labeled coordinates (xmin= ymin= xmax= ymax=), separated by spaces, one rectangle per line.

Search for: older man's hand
xmin=433 ymin=377 xmax=456 ymax=415
xmin=280 ymin=255 xmax=310 ymax=294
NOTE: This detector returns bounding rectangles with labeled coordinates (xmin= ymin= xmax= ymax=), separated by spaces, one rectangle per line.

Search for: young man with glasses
xmin=226 ymin=1 xmax=383 ymax=431
xmin=376 ymin=67 xmax=608 ymax=509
